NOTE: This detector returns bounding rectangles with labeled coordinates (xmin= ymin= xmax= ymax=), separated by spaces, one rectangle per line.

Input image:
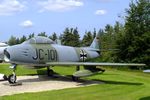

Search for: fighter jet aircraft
xmin=0 ymin=42 xmax=8 ymax=63
xmin=3 ymin=36 xmax=145 ymax=84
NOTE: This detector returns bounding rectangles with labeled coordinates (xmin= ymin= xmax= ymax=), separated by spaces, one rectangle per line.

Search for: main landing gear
xmin=72 ymin=66 xmax=80 ymax=81
xmin=72 ymin=75 xmax=79 ymax=81
xmin=47 ymin=66 xmax=54 ymax=76
xmin=47 ymin=66 xmax=79 ymax=81
xmin=8 ymin=64 xmax=17 ymax=84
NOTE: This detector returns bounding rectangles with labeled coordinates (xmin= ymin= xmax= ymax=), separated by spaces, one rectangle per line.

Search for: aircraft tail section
xmin=90 ymin=36 xmax=100 ymax=50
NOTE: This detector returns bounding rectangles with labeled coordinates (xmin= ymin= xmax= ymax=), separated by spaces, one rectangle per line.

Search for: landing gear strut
xmin=72 ymin=66 xmax=80 ymax=81
xmin=47 ymin=67 xmax=54 ymax=76
xmin=8 ymin=64 xmax=17 ymax=84
xmin=76 ymin=66 xmax=80 ymax=71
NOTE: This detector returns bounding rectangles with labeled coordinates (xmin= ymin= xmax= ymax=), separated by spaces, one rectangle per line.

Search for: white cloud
xmin=95 ymin=9 xmax=107 ymax=15
xmin=20 ymin=20 xmax=33 ymax=28
xmin=0 ymin=0 xmax=25 ymax=16
xmin=38 ymin=0 xmax=84 ymax=12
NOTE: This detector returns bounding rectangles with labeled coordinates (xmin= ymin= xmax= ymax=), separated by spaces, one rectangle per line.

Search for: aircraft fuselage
xmin=4 ymin=43 xmax=100 ymax=65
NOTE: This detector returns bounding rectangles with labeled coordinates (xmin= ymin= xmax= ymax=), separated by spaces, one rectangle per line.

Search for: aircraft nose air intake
xmin=4 ymin=49 xmax=10 ymax=62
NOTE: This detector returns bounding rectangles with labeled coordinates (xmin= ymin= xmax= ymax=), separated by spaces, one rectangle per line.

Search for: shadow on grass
xmin=15 ymin=69 xmax=143 ymax=86
xmin=17 ymin=74 xmax=104 ymax=86
xmin=139 ymin=96 xmax=150 ymax=100
xmin=18 ymin=69 xmax=73 ymax=83
xmin=24 ymin=69 xmax=57 ymax=76
xmin=92 ymin=79 xmax=143 ymax=85
xmin=16 ymin=69 xmax=103 ymax=86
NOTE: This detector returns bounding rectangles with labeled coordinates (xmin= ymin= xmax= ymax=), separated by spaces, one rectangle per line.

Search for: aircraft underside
xmin=6 ymin=64 xmax=105 ymax=84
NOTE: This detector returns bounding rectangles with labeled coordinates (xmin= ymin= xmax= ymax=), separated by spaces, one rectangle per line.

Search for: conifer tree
xmin=82 ymin=31 xmax=93 ymax=46
xmin=115 ymin=0 xmax=150 ymax=67
xmin=8 ymin=36 xmax=17 ymax=45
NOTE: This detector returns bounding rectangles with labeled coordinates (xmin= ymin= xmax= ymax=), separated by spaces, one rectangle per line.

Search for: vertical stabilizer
xmin=90 ymin=36 xmax=100 ymax=50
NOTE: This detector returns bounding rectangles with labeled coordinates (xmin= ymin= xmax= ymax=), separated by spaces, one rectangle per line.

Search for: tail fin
xmin=90 ymin=36 xmax=100 ymax=50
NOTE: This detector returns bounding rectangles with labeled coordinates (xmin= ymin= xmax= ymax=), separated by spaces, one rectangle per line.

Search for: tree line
xmin=7 ymin=0 xmax=150 ymax=69
xmin=8 ymin=27 xmax=97 ymax=47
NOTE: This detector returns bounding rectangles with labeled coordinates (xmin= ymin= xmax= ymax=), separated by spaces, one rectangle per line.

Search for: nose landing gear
xmin=8 ymin=64 xmax=17 ymax=84
xmin=8 ymin=73 xmax=16 ymax=84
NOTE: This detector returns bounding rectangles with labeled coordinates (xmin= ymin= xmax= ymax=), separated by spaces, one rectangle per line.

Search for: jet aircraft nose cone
xmin=4 ymin=48 xmax=10 ymax=62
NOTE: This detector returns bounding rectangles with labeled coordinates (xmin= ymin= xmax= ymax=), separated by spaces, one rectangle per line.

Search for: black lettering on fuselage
xmin=39 ymin=49 xmax=44 ymax=60
xmin=51 ymin=50 xmax=56 ymax=61
xmin=32 ymin=48 xmax=57 ymax=61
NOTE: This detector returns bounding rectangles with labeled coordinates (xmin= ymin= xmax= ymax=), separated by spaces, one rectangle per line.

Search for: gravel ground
xmin=0 ymin=75 xmax=103 ymax=96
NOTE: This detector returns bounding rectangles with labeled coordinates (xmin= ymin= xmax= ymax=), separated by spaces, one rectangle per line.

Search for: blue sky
xmin=0 ymin=0 xmax=131 ymax=42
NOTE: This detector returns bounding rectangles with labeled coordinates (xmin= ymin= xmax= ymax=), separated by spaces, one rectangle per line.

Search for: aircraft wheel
xmin=102 ymin=69 xmax=105 ymax=73
xmin=48 ymin=69 xmax=54 ymax=76
xmin=72 ymin=75 xmax=79 ymax=81
xmin=8 ymin=74 xmax=16 ymax=84
xmin=3 ymin=74 xmax=8 ymax=80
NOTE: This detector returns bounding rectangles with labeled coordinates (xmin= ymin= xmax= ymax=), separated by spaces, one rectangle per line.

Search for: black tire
xmin=102 ymin=69 xmax=105 ymax=73
xmin=47 ymin=69 xmax=54 ymax=76
xmin=8 ymin=74 xmax=16 ymax=84
xmin=72 ymin=75 xmax=79 ymax=81
xmin=3 ymin=75 xmax=8 ymax=80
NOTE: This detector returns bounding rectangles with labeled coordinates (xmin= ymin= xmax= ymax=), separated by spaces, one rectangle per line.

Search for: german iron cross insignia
xmin=80 ymin=50 xmax=87 ymax=62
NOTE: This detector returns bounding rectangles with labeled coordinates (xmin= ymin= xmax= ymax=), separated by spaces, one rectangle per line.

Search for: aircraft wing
xmin=7 ymin=61 xmax=145 ymax=67
xmin=46 ymin=62 xmax=146 ymax=66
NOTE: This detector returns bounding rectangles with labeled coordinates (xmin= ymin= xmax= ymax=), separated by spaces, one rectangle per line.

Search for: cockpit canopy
xmin=23 ymin=36 xmax=55 ymax=44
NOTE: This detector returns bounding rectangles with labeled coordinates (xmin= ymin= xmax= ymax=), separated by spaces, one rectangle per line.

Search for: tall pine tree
xmin=115 ymin=0 xmax=150 ymax=67
xmin=82 ymin=31 xmax=93 ymax=46
xmin=38 ymin=32 xmax=47 ymax=37
xmin=49 ymin=32 xmax=58 ymax=41
xmin=72 ymin=27 xmax=80 ymax=47
xmin=8 ymin=36 xmax=17 ymax=45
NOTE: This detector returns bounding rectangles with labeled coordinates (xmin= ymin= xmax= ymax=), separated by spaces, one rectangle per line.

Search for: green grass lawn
xmin=0 ymin=63 xmax=150 ymax=100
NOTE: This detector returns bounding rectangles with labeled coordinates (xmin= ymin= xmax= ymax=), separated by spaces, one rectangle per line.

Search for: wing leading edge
xmin=46 ymin=62 xmax=146 ymax=66
xmin=6 ymin=61 xmax=146 ymax=67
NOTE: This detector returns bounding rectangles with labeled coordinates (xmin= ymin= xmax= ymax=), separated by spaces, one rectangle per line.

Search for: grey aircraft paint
xmin=4 ymin=36 xmax=145 ymax=67
xmin=2 ymin=36 xmax=146 ymax=84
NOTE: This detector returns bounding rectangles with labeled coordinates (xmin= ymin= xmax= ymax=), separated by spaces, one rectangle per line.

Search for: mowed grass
xmin=0 ymin=63 xmax=74 ymax=76
xmin=0 ymin=63 xmax=150 ymax=100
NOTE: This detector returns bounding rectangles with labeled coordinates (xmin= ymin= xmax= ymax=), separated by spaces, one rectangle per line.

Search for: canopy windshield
xmin=23 ymin=36 xmax=55 ymax=44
